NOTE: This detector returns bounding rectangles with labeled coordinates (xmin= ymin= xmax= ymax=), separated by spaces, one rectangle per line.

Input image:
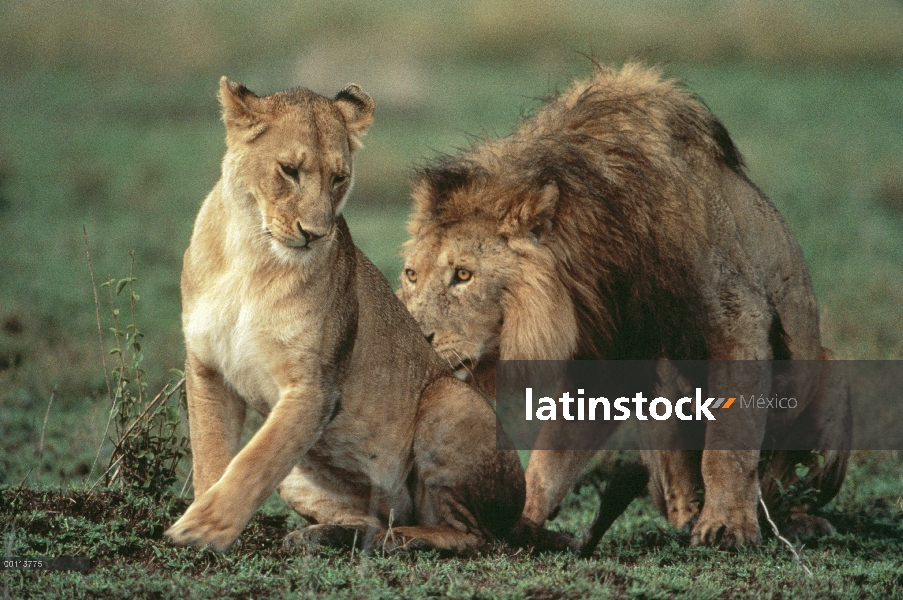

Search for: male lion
xmin=164 ymin=78 xmax=526 ymax=554
xmin=400 ymin=63 xmax=851 ymax=548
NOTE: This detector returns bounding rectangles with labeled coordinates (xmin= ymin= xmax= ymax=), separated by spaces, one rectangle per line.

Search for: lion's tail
xmin=578 ymin=462 xmax=649 ymax=558
xmin=504 ymin=517 xmax=577 ymax=553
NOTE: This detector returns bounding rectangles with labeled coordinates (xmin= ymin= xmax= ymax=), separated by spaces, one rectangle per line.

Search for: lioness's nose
xmin=296 ymin=221 xmax=326 ymax=245
xmin=424 ymin=332 xmax=435 ymax=344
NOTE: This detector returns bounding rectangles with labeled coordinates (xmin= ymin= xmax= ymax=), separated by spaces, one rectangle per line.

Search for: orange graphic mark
xmin=722 ymin=397 xmax=735 ymax=409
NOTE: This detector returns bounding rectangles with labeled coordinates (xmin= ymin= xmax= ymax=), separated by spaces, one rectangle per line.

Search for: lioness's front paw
xmin=691 ymin=508 xmax=761 ymax=548
xmin=164 ymin=489 xmax=245 ymax=552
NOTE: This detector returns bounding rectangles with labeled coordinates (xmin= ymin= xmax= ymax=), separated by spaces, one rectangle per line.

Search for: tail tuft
xmin=506 ymin=518 xmax=577 ymax=554
xmin=579 ymin=462 xmax=649 ymax=558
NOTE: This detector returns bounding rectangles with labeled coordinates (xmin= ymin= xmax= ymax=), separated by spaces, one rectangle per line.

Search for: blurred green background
xmin=0 ymin=0 xmax=902 ymax=485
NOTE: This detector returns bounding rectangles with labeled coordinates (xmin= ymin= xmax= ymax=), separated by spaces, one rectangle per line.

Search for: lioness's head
xmin=218 ymin=77 xmax=374 ymax=264
xmin=399 ymin=163 xmax=579 ymax=377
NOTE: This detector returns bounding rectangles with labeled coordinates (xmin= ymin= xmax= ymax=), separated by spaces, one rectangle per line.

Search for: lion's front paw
xmin=164 ymin=488 xmax=246 ymax=553
xmin=691 ymin=508 xmax=761 ymax=549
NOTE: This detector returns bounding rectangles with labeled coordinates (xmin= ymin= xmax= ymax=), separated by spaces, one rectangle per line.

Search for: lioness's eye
xmin=332 ymin=174 xmax=349 ymax=188
xmin=404 ymin=269 xmax=417 ymax=283
xmin=453 ymin=268 xmax=472 ymax=283
xmin=280 ymin=163 xmax=299 ymax=181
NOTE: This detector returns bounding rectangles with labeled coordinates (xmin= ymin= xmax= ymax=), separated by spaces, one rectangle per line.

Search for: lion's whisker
xmin=449 ymin=348 xmax=478 ymax=383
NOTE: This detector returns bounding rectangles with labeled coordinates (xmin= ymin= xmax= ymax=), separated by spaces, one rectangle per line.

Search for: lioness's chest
xmin=183 ymin=274 xmax=320 ymax=416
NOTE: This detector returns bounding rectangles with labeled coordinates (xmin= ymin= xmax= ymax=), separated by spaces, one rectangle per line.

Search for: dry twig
xmin=759 ymin=487 xmax=813 ymax=577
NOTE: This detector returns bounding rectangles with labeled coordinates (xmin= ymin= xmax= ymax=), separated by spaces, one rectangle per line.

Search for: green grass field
xmin=1 ymin=1 xmax=902 ymax=598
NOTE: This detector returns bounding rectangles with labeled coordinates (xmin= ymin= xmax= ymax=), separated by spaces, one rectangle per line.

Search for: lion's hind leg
xmin=759 ymin=348 xmax=852 ymax=541
xmin=759 ymin=446 xmax=849 ymax=541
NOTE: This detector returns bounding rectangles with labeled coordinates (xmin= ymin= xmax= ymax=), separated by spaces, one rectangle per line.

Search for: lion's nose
xmin=296 ymin=221 xmax=326 ymax=246
xmin=424 ymin=332 xmax=435 ymax=344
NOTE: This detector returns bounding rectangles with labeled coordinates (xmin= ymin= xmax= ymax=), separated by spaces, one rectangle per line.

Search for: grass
xmin=2 ymin=452 xmax=902 ymax=599
xmin=1 ymin=0 xmax=902 ymax=597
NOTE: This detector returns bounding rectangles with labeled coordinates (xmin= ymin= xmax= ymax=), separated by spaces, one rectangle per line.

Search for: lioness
xmin=399 ymin=63 xmax=851 ymax=548
xmin=164 ymin=78 xmax=525 ymax=554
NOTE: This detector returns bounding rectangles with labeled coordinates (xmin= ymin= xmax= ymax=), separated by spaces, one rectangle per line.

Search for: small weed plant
xmin=84 ymin=237 xmax=189 ymax=496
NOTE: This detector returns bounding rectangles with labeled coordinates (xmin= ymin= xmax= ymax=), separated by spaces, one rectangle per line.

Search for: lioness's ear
xmin=334 ymin=84 xmax=375 ymax=147
xmin=219 ymin=76 xmax=262 ymax=128
xmin=501 ymin=181 xmax=559 ymax=240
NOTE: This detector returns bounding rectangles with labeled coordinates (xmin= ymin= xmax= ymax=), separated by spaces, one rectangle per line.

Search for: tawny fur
xmin=399 ymin=62 xmax=851 ymax=548
xmin=165 ymin=78 xmax=525 ymax=554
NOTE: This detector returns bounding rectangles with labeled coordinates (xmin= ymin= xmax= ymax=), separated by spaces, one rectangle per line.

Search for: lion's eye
xmin=280 ymin=163 xmax=299 ymax=181
xmin=404 ymin=268 xmax=417 ymax=284
xmin=453 ymin=268 xmax=472 ymax=283
xmin=332 ymin=174 xmax=349 ymax=188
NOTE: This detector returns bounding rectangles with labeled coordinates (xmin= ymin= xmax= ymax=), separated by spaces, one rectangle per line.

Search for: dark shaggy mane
xmin=417 ymin=155 xmax=489 ymax=205
xmin=413 ymin=62 xmax=748 ymax=223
